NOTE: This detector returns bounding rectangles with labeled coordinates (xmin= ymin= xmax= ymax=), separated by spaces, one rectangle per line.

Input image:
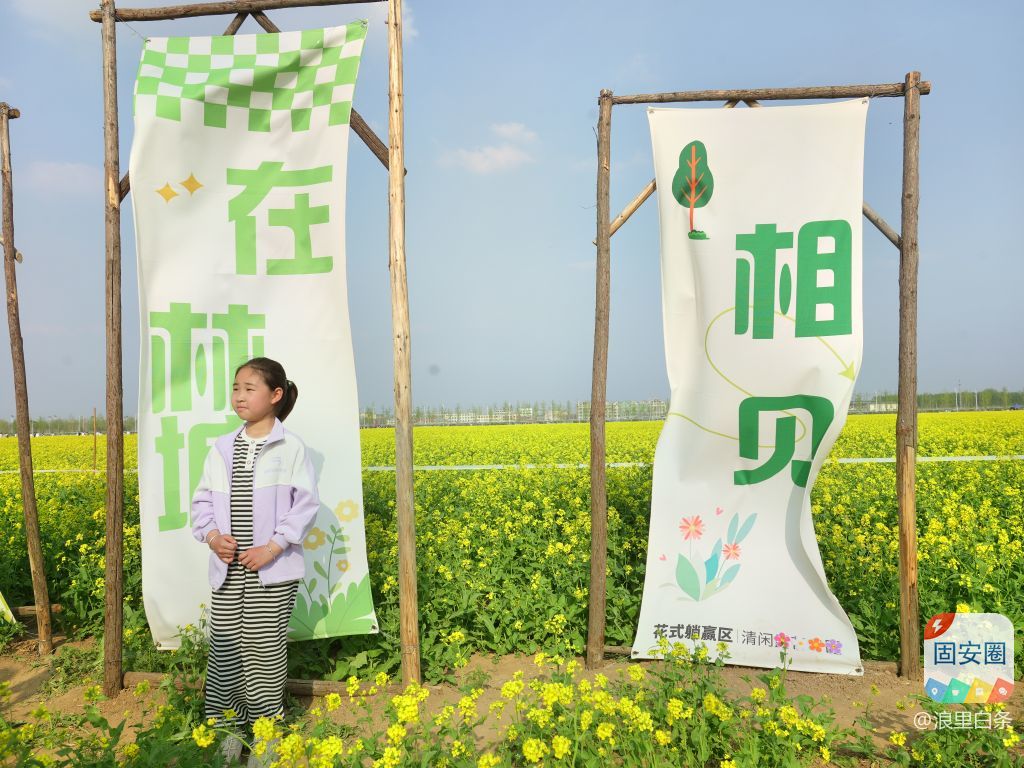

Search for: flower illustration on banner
xmin=673 ymin=510 xmax=758 ymax=602
xmin=825 ymin=639 xmax=843 ymax=655
xmin=679 ymin=516 xmax=705 ymax=540
xmin=334 ymin=499 xmax=360 ymax=522
xmin=808 ymin=637 xmax=825 ymax=652
xmin=775 ymin=632 xmax=792 ymax=649
xmin=290 ymin=511 xmax=375 ymax=640
xmin=304 ymin=527 xmax=327 ymax=550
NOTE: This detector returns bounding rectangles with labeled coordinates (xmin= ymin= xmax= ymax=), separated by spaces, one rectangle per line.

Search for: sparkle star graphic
xmin=156 ymin=183 xmax=178 ymax=202
xmin=180 ymin=173 xmax=203 ymax=195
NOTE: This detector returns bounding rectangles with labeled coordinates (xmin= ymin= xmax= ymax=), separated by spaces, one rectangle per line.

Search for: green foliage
xmin=0 ymin=617 xmax=22 ymax=653
xmin=42 ymin=644 xmax=102 ymax=696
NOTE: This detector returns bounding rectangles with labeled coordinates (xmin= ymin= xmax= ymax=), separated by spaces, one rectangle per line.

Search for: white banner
xmin=632 ymin=100 xmax=867 ymax=674
xmin=130 ymin=21 xmax=377 ymax=647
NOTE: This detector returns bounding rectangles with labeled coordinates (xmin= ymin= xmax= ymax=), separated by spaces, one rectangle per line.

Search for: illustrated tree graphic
xmin=671 ymin=140 xmax=714 ymax=240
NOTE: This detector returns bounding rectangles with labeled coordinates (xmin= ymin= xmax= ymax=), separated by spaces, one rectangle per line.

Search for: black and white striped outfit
xmin=205 ymin=430 xmax=298 ymax=727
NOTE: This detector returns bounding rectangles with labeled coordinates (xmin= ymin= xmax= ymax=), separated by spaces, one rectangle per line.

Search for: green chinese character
xmin=735 ymin=224 xmax=793 ymax=340
xmin=150 ymin=303 xmax=208 ymax=413
xmin=152 ymin=415 xmax=242 ymax=533
xmin=734 ymin=395 xmax=834 ymax=487
xmin=795 ymin=219 xmax=852 ymax=338
xmin=227 ymin=161 xmax=333 ymax=275
xmin=212 ymin=304 xmax=266 ymax=406
xmin=736 ymin=220 xmax=854 ymax=340
xmin=155 ymin=416 xmax=186 ymax=531
xmin=151 ymin=303 xmax=265 ymax=414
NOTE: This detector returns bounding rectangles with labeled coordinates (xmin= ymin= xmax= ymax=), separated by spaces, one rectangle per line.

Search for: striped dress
xmin=205 ymin=430 xmax=299 ymax=727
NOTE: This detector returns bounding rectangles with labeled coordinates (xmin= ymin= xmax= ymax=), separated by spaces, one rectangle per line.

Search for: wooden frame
xmin=91 ymin=0 xmax=420 ymax=694
xmin=0 ymin=102 xmax=54 ymax=656
xmin=588 ymin=76 xmax=928 ymax=680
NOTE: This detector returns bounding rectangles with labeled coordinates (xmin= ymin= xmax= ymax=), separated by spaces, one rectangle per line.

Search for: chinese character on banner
xmin=734 ymin=220 xmax=852 ymax=340
xmin=227 ymin=161 xmax=334 ymax=275
xmin=734 ymin=395 xmax=834 ymax=487
xmin=149 ymin=302 xmax=266 ymax=532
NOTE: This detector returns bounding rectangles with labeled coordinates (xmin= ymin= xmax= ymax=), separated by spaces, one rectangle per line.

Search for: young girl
xmin=191 ymin=357 xmax=319 ymax=743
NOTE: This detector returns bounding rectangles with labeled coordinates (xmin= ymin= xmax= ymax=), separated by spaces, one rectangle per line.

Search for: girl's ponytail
xmin=279 ymin=379 xmax=299 ymax=421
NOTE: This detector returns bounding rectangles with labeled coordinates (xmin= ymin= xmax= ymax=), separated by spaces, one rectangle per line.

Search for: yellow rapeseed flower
xmin=191 ymin=724 xmax=215 ymax=749
xmin=523 ymin=738 xmax=549 ymax=763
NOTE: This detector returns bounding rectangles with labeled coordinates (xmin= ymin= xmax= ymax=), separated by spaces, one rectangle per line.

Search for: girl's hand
xmin=209 ymin=533 xmax=238 ymax=564
xmin=238 ymin=544 xmax=277 ymax=571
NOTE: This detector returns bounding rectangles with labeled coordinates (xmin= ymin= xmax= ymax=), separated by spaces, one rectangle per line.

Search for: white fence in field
xmin=3 ymin=454 xmax=1021 ymax=476
xmin=361 ymin=456 xmax=1022 ymax=471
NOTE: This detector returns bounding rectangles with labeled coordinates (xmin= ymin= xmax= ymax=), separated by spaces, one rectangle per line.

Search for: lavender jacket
xmin=191 ymin=419 xmax=319 ymax=589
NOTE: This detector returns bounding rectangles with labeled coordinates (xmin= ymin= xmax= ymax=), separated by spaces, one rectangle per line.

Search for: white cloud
xmin=439 ymin=144 xmax=533 ymax=174
xmin=21 ymin=161 xmax=103 ymax=199
xmin=439 ymin=122 xmax=539 ymax=174
xmin=490 ymin=122 xmax=537 ymax=143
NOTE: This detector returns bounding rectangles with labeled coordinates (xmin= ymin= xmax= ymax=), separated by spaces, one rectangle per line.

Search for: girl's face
xmin=232 ymin=367 xmax=283 ymax=423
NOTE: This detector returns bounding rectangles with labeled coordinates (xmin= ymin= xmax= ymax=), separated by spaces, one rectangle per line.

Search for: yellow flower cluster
xmin=390 ymin=682 xmax=429 ymax=725
xmin=702 ymin=692 xmax=733 ymax=721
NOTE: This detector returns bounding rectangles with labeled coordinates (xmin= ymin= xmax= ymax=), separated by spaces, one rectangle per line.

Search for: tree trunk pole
xmin=896 ymin=71 xmax=922 ymax=680
xmin=387 ymin=0 xmax=420 ymax=685
xmin=100 ymin=0 xmax=126 ymax=697
xmin=0 ymin=103 xmax=53 ymax=656
xmin=586 ymin=89 xmax=613 ymax=670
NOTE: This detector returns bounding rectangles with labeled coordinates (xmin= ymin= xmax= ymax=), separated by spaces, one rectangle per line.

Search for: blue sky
xmin=0 ymin=0 xmax=1021 ymax=418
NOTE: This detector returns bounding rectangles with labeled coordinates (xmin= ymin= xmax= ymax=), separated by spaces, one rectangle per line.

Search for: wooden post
xmin=387 ymin=0 xmax=419 ymax=685
xmin=586 ymin=89 xmax=613 ymax=670
xmin=0 ymin=103 xmax=53 ymax=656
xmin=101 ymin=0 xmax=126 ymax=697
xmin=896 ymin=71 xmax=922 ymax=680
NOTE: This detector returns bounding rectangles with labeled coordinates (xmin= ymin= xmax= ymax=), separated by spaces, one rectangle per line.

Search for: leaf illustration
xmin=735 ymin=514 xmax=758 ymax=543
xmin=320 ymin=575 xmax=376 ymax=637
xmin=704 ymin=538 xmax=722 ymax=584
xmin=675 ymin=554 xmax=702 ymax=600
xmin=721 ymin=564 xmax=741 ymax=586
xmin=288 ymin=592 xmax=318 ymax=638
xmin=671 ymin=140 xmax=714 ymax=233
xmin=727 ymin=513 xmax=739 ymax=543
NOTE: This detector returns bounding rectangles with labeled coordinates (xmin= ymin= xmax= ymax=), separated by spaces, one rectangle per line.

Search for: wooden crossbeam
xmin=89 ymin=0 xmax=383 ymax=23
xmin=613 ymin=82 xmax=931 ymax=105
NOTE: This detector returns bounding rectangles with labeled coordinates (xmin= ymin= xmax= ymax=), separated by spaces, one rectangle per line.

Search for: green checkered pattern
xmin=134 ymin=21 xmax=366 ymax=133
